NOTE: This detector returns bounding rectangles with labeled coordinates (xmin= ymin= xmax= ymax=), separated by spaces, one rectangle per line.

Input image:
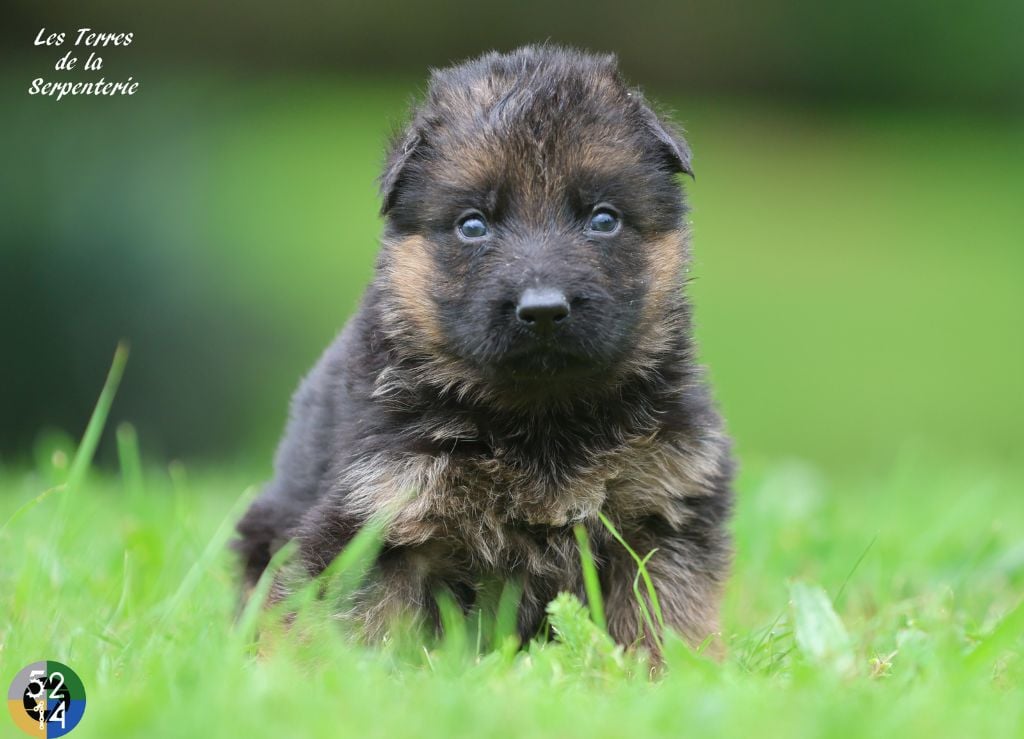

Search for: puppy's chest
xmin=380 ymin=451 xmax=609 ymax=575
xmin=433 ymin=451 xmax=609 ymax=526
xmin=350 ymin=449 xmax=610 ymax=530
xmin=342 ymin=432 xmax=703 ymax=566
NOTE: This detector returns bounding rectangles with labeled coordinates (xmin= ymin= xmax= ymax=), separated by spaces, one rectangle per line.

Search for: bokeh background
xmin=2 ymin=0 xmax=1022 ymax=476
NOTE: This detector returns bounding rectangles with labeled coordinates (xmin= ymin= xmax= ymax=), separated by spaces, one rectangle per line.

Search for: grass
xmin=1 ymin=353 xmax=1022 ymax=738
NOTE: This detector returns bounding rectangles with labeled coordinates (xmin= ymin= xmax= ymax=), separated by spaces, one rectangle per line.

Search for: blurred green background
xmin=1 ymin=1 xmax=1022 ymax=474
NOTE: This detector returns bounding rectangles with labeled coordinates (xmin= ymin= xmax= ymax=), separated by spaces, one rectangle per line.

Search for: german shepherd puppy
xmin=235 ymin=45 xmax=734 ymax=654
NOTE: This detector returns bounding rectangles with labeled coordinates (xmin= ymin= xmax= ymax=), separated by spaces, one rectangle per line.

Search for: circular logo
xmin=7 ymin=662 xmax=86 ymax=737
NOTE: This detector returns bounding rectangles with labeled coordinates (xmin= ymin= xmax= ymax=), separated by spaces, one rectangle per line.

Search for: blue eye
xmin=588 ymin=208 xmax=620 ymax=234
xmin=457 ymin=214 xmax=489 ymax=240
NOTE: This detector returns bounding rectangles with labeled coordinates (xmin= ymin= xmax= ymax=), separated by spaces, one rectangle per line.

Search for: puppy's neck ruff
xmin=363 ymin=283 xmax=702 ymax=474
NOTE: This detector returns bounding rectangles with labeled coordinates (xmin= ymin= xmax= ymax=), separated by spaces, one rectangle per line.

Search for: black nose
xmin=516 ymin=288 xmax=570 ymax=332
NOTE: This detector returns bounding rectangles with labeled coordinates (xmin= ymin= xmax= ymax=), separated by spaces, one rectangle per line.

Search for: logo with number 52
xmin=7 ymin=662 xmax=86 ymax=737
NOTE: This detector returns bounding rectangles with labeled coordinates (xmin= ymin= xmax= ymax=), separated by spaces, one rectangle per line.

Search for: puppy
xmin=235 ymin=45 xmax=734 ymax=654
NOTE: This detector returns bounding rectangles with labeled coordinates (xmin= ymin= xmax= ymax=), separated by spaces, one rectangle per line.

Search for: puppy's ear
xmin=638 ymin=103 xmax=694 ymax=179
xmin=379 ymin=126 xmax=423 ymax=216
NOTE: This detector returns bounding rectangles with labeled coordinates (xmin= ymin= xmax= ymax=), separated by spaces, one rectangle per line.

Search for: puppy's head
xmin=376 ymin=46 xmax=693 ymax=401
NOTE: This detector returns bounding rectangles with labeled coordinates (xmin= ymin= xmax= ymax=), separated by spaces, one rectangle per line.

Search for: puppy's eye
xmin=587 ymin=207 xmax=620 ymax=234
xmin=457 ymin=213 xmax=489 ymax=240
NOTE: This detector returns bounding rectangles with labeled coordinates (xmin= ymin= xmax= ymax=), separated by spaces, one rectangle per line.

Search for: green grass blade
xmin=8 ymin=342 xmax=130 ymax=534
xmin=598 ymin=512 xmax=664 ymax=628
xmin=234 ymin=539 xmax=299 ymax=648
xmin=965 ymin=597 xmax=1024 ymax=672
xmin=0 ymin=484 xmax=64 ymax=534
xmin=155 ymin=484 xmax=257 ymax=634
xmin=102 ymin=550 xmax=134 ymax=642
xmin=64 ymin=341 xmax=130 ymax=498
xmin=436 ymin=589 xmax=469 ymax=661
xmin=116 ymin=421 xmax=145 ymax=498
xmin=832 ymin=534 xmax=877 ymax=606
xmin=318 ymin=510 xmax=390 ymax=600
xmin=790 ymin=581 xmax=854 ymax=675
xmin=493 ymin=578 xmax=523 ymax=648
xmin=631 ymin=549 xmax=663 ymax=652
xmin=573 ymin=524 xmax=607 ymax=631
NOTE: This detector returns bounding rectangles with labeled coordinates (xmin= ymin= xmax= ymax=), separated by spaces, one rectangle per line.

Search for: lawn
xmin=1 ymin=356 xmax=1021 ymax=738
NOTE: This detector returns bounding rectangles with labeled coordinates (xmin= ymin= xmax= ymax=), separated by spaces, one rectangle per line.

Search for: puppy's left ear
xmin=379 ymin=126 xmax=422 ymax=216
xmin=639 ymin=104 xmax=694 ymax=179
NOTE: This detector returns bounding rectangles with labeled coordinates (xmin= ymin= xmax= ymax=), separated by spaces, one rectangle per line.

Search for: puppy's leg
xmin=284 ymin=503 xmax=459 ymax=642
xmin=344 ymin=549 xmax=437 ymax=641
xmin=602 ymin=519 xmax=730 ymax=658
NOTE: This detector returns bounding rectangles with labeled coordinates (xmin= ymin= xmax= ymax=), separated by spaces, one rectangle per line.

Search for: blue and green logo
xmin=7 ymin=662 xmax=86 ymax=737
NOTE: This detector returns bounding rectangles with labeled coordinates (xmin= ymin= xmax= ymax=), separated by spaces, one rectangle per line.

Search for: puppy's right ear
xmin=379 ymin=126 xmax=423 ymax=216
xmin=637 ymin=101 xmax=694 ymax=179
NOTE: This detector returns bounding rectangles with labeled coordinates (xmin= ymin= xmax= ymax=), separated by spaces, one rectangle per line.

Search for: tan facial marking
xmin=643 ymin=228 xmax=688 ymax=319
xmin=386 ymin=235 xmax=447 ymax=348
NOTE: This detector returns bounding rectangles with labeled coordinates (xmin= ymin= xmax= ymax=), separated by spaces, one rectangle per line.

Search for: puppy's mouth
xmin=490 ymin=342 xmax=607 ymax=383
